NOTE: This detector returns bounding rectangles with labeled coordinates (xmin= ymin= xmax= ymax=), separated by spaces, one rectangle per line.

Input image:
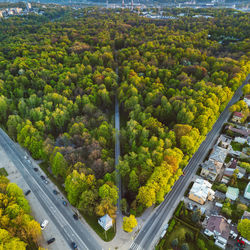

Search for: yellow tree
xmin=123 ymin=215 xmax=137 ymax=233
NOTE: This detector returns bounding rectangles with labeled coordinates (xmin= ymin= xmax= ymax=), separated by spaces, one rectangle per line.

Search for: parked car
xmin=53 ymin=190 xmax=59 ymax=195
xmin=40 ymin=175 xmax=45 ymax=180
xmin=47 ymin=238 xmax=55 ymax=244
xmin=33 ymin=168 xmax=38 ymax=172
xmin=40 ymin=220 xmax=48 ymax=230
xmin=25 ymin=190 xmax=31 ymax=196
xmin=71 ymin=242 xmax=78 ymax=249
xmin=73 ymin=213 xmax=78 ymax=220
xmin=44 ymin=180 xmax=49 ymax=184
xmin=62 ymin=201 xmax=67 ymax=206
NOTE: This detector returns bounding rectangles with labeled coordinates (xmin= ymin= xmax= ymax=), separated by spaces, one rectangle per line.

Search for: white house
xmin=226 ymin=187 xmax=239 ymax=200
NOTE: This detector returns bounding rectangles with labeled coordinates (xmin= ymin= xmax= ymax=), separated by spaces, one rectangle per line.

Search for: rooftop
xmin=226 ymin=186 xmax=239 ymax=200
xmin=189 ymin=178 xmax=214 ymax=201
xmin=206 ymin=215 xmax=230 ymax=240
xmin=209 ymin=145 xmax=228 ymax=164
xmin=201 ymin=159 xmax=221 ymax=174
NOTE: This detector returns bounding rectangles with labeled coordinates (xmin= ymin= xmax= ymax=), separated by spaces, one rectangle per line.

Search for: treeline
xmin=0 ymin=8 xmax=249 ymax=219
xmin=0 ymin=176 xmax=41 ymax=249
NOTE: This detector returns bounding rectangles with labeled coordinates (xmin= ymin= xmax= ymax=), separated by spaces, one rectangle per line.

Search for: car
xmin=53 ymin=190 xmax=59 ymax=195
xmin=27 ymin=159 xmax=31 ymax=164
xmin=47 ymin=238 xmax=55 ymax=244
xmin=40 ymin=175 xmax=45 ymax=180
xmin=44 ymin=180 xmax=49 ymax=184
xmin=24 ymin=156 xmax=28 ymax=160
xmin=33 ymin=168 xmax=38 ymax=172
xmin=62 ymin=201 xmax=67 ymax=206
xmin=25 ymin=190 xmax=31 ymax=196
xmin=73 ymin=213 xmax=78 ymax=220
xmin=40 ymin=220 xmax=48 ymax=230
xmin=71 ymin=242 xmax=78 ymax=249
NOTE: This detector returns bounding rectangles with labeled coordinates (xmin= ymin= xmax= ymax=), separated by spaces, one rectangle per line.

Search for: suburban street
xmin=0 ymin=128 xmax=103 ymax=250
xmin=130 ymin=74 xmax=250 ymax=250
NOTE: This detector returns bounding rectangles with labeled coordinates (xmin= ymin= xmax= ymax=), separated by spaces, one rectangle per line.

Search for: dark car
xmin=33 ymin=168 xmax=38 ymax=172
xmin=40 ymin=175 xmax=45 ymax=180
xmin=62 ymin=201 xmax=67 ymax=206
xmin=53 ymin=190 xmax=59 ymax=195
xmin=71 ymin=242 xmax=78 ymax=249
xmin=25 ymin=190 xmax=31 ymax=196
xmin=47 ymin=238 xmax=55 ymax=244
xmin=73 ymin=213 xmax=78 ymax=220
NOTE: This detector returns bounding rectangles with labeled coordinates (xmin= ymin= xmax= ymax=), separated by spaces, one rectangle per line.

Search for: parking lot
xmin=0 ymin=143 xmax=69 ymax=250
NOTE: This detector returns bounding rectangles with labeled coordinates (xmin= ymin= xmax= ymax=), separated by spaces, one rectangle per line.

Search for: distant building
xmin=188 ymin=178 xmax=215 ymax=205
xmin=200 ymin=159 xmax=222 ymax=182
xmin=244 ymin=182 xmax=250 ymax=199
xmin=232 ymin=112 xmax=244 ymax=123
xmin=226 ymin=187 xmax=239 ymax=200
xmin=204 ymin=215 xmax=230 ymax=249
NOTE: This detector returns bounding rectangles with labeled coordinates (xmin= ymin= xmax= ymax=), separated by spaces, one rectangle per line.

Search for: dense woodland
xmin=0 ymin=176 xmax=41 ymax=249
xmin=0 ymin=6 xmax=249 ymax=221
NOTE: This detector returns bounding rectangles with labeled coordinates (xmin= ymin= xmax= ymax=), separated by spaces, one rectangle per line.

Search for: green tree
xmin=51 ymin=152 xmax=67 ymax=177
xmin=237 ymin=219 xmax=250 ymax=240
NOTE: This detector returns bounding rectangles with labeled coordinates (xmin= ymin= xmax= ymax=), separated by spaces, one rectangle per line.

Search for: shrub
xmin=168 ymin=218 xmax=176 ymax=233
xmin=175 ymin=201 xmax=184 ymax=217
xmin=181 ymin=243 xmax=189 ymax=250
xmin=197 ymin=239 xmax=207 ymax=250
xmin=171 ymin=238 xmax=178 ymax=247
xmin=185 ymin=232 xmax=194 ymax=242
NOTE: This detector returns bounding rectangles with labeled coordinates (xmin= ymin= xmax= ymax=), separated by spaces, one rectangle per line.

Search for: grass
xmin=82 ymin=213 xmax=116 ymax=241
xmin=231 ymin=141 xmax=244 ymax=151
xmin=161 ymin=223 xmax=197 ymax=250
xmin=0 ymin=167 xmax=8 ymax=176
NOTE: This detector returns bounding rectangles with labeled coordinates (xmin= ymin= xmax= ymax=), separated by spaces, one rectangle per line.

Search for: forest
xmin=0 ymin=6 xmax=249 ymax=223
xmin=0 ymin=176 xmax=41 ymax=249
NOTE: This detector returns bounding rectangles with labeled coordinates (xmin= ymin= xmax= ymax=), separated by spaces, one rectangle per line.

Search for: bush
xmin=175 ymin=201 xmax=184 ymax=217
xmin=181 ymin=243 xmax=189 ymax=250
xmin=171 ymin=238 xmax=178 ymax=247
xmin=197 ymin=239 xmax=207 ymax=250
xmin=185 ymin=232 xmax=194 ymax=242
xmin=168 ymin=219 xmax=176 ymax=233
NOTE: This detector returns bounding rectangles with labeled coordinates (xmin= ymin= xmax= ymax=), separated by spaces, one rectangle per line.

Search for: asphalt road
xmin=0 ymin=129 xmax=103 ymax=250
xmin=130 ymin=74 xmax=250 ymax=250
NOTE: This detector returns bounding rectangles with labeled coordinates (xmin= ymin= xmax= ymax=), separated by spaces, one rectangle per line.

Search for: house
xmin=226 ymin=187 xmax=239 ymax=200
xmin=241 ymin=211 xmax=250 ymax=220
xmin=200 ymin=159 xmax=222 ymax=181
xmin=227 ymin=125 xmax=250 ymax=137
xmin=243 ymin=95 xmax=250 ymax=107
xmin=209 ymin=146 xmax=228 ymax=166
xmin=98 ymin=214 xmax=113 ymax=231
xmin=204 ymin=215 xmax=231 ymax=249
xmin=232 ymin=112 xmax=244 ymax=123
xmin=244 ymin=182 xmax=250 ymax=199
xmin=216 ymin=135 xmax=232 ymax=149
xmin=236 ymin=166 xmax=246 ymax=179
xmin=188 ymin=178 xmax=215 ymax=205
xmin=234 ymin=137 xmax=247 ymax=144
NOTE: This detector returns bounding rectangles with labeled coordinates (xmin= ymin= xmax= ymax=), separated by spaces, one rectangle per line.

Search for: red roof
xmin=233 ymin=112 xmax=244 ymax=118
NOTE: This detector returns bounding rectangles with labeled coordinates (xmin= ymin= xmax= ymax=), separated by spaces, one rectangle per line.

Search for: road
xmin=0 ymin=129 xmax=103 ymax=250
xmin=130 ymin=75 xmax=250 ymax=250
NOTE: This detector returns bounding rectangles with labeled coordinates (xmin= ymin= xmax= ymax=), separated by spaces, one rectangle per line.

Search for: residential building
xmin=241 ymin=211 xmax=250 ymax=220
xmin=243 ymin=95 xmax=250 ymax=107
xmin=204 ymin=215 xmax=230 ymax=249
xmin=216 ymin=134 xmax=232 ymax=149
xmin=200 ymin=159 xmax=222 ymax=181
xmin=232 ymin=112 xmax=244 ymax=123
xmin=209 ymin=145 xmax=228 ymax=165
xmin=188 ymin=178 xmax=215 ymax=205
xmin=227 ymin=125 xmax=250 ymax=137
xmin=234 ymin=137 xmax=247 ymax=144
xmin=98 ymin=214 xmax=112 ymax=231
xmin=244 ymin=182 xmax=250 ymax=199
xmin=222 ymin=160 xmax=246 ymax=183
xmin=226 ymin=187 xmax=239 ymax=200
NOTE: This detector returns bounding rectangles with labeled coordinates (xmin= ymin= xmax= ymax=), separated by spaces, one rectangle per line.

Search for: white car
xmin=41 ymin=220 xmax=48 ymax=230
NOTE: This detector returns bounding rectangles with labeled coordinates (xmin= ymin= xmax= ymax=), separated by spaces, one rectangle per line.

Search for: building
xmin=98 ymin=214 xmax=113 ymax=231
xmin=200 ymin=159 xmax=222 ymax=181
xmin=243 ymin=95 xmax=250 ymax=107
xmin=234 ymin=137 xmax=247 ymax=144
xmin=232 ymin=112 xmax=244 ymax=123
xmin=241 ymin=211 xmax=250 ymax=220
xmin=204 ymin=215 xmax=230 ymax=249
xmin=227 ymin=125 xmax=250 ymax=137
xmin=226 ymin=187 xmax=239 ymax=200
xmin=244 ymin=182 xmax=250 ymax=199
xmin=216 ymin=134 xmax=232 ymax=149
xmin=209 ymin=145 xmax=228 ymax=165
xmin=188 ymin=178 xmax=215 ymax=205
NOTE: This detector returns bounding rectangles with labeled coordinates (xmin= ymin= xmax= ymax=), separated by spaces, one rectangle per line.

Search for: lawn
xmin=0 ymin=167 xmax=8 ymax=176
xmin=82 ymin=214 xmax=115 ymax=241
xmin=231 ymin=141 xmax=243 ymax=151
xmin=161 ymin=223 xmax=197 ymax=250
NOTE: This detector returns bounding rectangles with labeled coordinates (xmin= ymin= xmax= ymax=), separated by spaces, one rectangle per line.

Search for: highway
xmin=0 ymin=129 xmax=103 ymax=250
xmin=130 ymin=74 xmax=250 ymax=250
